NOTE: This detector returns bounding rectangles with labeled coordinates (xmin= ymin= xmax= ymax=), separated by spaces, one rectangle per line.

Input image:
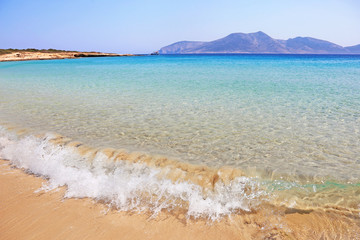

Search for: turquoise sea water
xmin=0 ymin=55 xmax=360 ymax=215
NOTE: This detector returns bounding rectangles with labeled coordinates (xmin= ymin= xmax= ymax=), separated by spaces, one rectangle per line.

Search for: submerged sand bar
xmin=0 ymin=49 xmax=135 ymax=62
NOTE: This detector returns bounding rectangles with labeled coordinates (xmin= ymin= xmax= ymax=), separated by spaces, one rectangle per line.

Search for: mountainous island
xmin=159 ymin=31 xmax=360 ymax=54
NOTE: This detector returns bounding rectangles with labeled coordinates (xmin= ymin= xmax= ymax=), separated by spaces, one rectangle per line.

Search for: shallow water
xmin=0 ymin=55 xmax=360 ymax=217
xmin=1 ymin=55 xmax=359 ymax=181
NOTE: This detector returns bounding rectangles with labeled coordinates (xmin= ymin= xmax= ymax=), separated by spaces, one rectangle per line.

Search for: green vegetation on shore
xmin=0 ymin=48 xmax=79 ymax=55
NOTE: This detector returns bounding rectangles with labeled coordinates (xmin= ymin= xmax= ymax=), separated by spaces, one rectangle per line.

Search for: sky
xmin=0 ymin=0 xmax=359 ymax=54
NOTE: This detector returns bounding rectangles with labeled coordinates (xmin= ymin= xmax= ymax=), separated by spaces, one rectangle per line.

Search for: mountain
xmin=157 ymin=41 xmax=205 ymax=54
xmin=285 ymin=37 xmax=347 ymax=54
xmin=189 ymin=31 xmax=289 ymax=53
xmin=159 ymin=32 xmax=359 ymax=54
xmin=345 ymin=44 xmax=360 ymax=53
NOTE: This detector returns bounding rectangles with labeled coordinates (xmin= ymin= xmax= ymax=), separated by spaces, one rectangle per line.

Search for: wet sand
xmin=0 ymin=159 xmax=359 ymax=240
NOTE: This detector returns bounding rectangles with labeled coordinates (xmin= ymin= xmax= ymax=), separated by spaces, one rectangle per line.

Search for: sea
xmin=0 ymin=54 xmax=359 ymax=220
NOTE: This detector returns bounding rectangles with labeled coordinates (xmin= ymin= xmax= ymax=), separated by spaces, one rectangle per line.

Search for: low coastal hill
xmin=159 ymin=31 xmax=360 ymax=54
xmin=345 ymin=44 xmax=360 ymax=53
xmin=0 ymin=49 xmax=134 ymax=62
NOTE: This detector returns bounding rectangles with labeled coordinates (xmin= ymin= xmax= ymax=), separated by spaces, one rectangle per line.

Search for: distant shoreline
xmin=158 ymin=53 xmax=360 ymax=56
xmin=2 ymin=50 xmax=359 ymax=63
xmin=0 ymin=49 xmax=139 ymax=62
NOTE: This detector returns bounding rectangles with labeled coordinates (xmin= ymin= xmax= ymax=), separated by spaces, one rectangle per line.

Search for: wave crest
xmin=0 ymin=126 xmax=266 ymax=220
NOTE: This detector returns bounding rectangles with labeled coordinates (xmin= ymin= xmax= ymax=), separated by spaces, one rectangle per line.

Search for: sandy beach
xmin=0 ymin=51 xmax=134 ymax=62
xmin=1 ymin=159 xmax=359 ymax=240
xmin=1 ymin=0 xmax=359 ymax=238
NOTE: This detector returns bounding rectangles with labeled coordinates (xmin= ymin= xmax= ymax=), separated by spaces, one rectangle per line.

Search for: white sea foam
xmin=0 ymin=127 xmax=265 ymax=221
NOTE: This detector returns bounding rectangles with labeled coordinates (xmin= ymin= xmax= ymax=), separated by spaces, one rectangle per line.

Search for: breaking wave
xmin=0 ymin=126 xmax=267 ymax=221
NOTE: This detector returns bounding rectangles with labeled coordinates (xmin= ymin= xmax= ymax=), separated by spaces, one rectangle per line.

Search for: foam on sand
xmin=1 ymin=125 xmax=360 ymax=239
xmin=1 ymin=159 xmax=360 ymax=239
xmin=1 ymin=124 xmax=360 ymax=217
xmin=0 ymin=126 xmax=266 ymax=221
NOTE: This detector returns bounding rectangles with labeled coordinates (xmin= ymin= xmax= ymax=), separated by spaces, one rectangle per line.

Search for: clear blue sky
xmin=0 ymin=0 xmax=359 ymax=53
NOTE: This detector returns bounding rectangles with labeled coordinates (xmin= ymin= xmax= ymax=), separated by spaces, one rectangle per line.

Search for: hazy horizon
xmin=1 ymin=0 xmax=359 ymax=54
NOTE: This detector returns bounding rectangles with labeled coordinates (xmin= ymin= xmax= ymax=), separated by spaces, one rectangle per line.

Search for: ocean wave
xmin=0 ymin=126 xmax=266 ymax=221
xmin=1 ymin=124 xmax=359 ymax=220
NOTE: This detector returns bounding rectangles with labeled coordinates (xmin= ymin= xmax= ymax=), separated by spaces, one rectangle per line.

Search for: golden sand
xmin=0 ymin=51 xmax=133 ymax=62
xmin=1 ymin=159 xmax=359 ymax=240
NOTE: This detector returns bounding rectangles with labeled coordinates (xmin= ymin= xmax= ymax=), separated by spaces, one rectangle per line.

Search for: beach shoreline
xmin=1 ymin=159 xmax=359 ymax=240
xmin=0 ymin=50 xmax=136 ymax=62
xmin=1 ymin=54 xmax=360 ymax=239
xmin=0 ymin=159 xmax=256 ymax=240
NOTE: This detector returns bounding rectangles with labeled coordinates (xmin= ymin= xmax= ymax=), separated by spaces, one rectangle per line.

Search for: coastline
xmin=0 ymin=159 xmax=256 ymax=240
xmin=1 ymin=54 xmax=360 ymax=239
xmin=0 ymin=51 xmax=136 ymax=62
xmin=3 ymin=52 xmax=358 ymax=63
xmin=1 ymin=159 xmax=359 ymax=240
